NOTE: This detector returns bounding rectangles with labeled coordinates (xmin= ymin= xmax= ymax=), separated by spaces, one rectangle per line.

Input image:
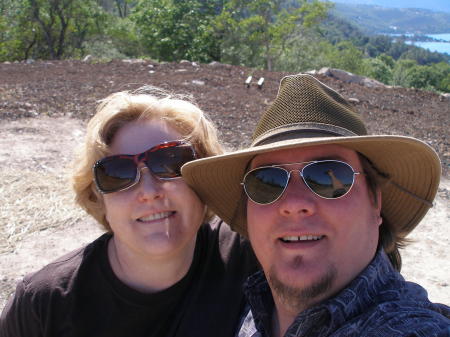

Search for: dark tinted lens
xmin=147 ymin=145 xmax=195 ymax=179
xmin=302 ymin=161 xmax=354 ymax=198
xmin=94 ymin=157 xmax=137 ymax=193
xmin=244 ymin=167 xmax=289 ymax=204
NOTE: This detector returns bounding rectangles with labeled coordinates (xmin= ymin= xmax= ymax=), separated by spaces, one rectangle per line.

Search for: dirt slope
xmin=1 ymin=59 xmax=448 ymax=175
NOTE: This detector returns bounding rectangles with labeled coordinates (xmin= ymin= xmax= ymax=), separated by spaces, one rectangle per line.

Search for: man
xmin=182 ymin=74 xmax=450 ymax=336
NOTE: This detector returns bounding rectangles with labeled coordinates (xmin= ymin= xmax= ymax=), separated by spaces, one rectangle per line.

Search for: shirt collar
xmin=244 ymin=249 xmax=404 ymax=336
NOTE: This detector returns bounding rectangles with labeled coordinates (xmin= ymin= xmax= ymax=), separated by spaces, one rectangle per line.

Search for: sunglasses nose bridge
xmin=135 ymin=151 xmax=147 ymax=165
xmin=132 ymin=165 xmax=159 ymax=188
xmin=285 ymin=168 xmax=309 ymax=192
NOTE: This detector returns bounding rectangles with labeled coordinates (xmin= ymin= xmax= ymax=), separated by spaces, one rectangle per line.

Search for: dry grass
xmin=0 ymin=168 xmax=85 ymax=253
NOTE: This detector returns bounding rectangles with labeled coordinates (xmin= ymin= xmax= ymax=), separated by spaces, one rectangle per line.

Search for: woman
xmin=0 ymin=87 xmax=257 ymax=337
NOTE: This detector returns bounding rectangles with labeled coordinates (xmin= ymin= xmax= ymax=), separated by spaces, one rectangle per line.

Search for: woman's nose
xmin=136 ymin=166 xmax=164 ymax=201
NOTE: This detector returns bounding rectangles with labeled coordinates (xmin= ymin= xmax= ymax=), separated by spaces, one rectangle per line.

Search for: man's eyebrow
xmin=312 ymin=155 xmax=348 ymax=162
xmin=255 ymin=155 xmax=349 ymax=167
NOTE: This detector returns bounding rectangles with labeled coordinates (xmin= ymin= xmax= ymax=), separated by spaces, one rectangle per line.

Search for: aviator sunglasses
xmin=93 ymin=140 xmax=196 ymax=194
xmin=241 ymin=160 xmax=363 ymax=205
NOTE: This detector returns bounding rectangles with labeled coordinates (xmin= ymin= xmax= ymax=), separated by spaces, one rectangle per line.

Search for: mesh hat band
xmin=252 ymin=122 xmax=358 ymax=146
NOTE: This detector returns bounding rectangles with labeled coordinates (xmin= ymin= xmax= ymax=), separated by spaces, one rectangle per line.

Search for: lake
xmin=406 ymin=33 xmax=450 ymax=55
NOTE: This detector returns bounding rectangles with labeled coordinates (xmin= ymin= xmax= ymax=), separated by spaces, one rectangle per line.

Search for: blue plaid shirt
xmin=237 ymin=249 xmax=450 ymax=337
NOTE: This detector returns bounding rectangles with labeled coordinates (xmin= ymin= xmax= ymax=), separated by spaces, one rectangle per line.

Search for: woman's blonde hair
xmin=72 ymin=86 xmax=223 ymax=231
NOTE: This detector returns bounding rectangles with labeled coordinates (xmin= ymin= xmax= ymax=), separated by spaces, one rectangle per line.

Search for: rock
xmin=26 ymin=59 xmax=35 ymax=64
xmin=209 ymin=61 xmax=221 ymax=67
xmin=440 ymin=93 xmax=450 ymax=101
xmin=121 ymin=59 xmax=145 ymax=64
xmin=318 ymin=67 xmax=332 ymax=76
xmin=348 ymin=98 xmax=360 ymax=103
xmin=257 ymin=77 xmax=265 ymax=89
xmin=329 ymin=68 xmax=364 ymax=84
xmin=319 ymin=67 xmax=386 ymax=88
xmin=361 ymin=77 xmax=386 ymax=88
xmin=305 ymin=69 xmax=317 ymax=75
xmin=180 ymin=60 xmax=191 ymax=64
xmin=192 ymin=80 xmax=205 ymax=86
xmin=82 ymin=55 xmax=92 ymax=62
xmin=245 ymin=76 xmax=252 ymax=88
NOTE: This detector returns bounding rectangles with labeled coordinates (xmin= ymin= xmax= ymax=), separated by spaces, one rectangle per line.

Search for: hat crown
xmin=252 ymin=74 xmax=367 ymax=146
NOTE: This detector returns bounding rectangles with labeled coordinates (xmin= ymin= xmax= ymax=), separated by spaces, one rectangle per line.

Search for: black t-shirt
xmin=0 ymin=220 xmax=258 ymax=337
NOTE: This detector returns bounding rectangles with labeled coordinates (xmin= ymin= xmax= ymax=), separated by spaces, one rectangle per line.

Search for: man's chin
xmin=267 ymin=265 xmax=337 ymax=313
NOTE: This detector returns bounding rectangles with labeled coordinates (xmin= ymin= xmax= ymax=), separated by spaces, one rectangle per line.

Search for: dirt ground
xmin=0 ymin=59 xmax=449 ymax=310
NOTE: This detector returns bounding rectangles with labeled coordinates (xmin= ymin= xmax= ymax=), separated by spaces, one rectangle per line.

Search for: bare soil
xmin=0 ymin=59 xmax=449 ymax=309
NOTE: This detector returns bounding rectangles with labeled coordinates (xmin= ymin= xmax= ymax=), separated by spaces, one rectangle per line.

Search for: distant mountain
xmin=327 ymin=0 xmax=450 ymax=13
xmin=329 ymin=3 xmax=450 ymax=34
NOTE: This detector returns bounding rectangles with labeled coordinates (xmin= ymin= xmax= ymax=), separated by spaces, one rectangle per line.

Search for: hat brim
xmin=182 ymin=135 xmax=440 ymax=237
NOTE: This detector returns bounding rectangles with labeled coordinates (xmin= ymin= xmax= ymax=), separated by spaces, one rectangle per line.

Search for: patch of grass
xmin=0 ymin=169 xmax=85 ymax=253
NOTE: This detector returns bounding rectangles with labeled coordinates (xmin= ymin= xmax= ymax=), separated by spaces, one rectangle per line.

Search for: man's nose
xmin=277 ymin=171 xmax=316 ymax=217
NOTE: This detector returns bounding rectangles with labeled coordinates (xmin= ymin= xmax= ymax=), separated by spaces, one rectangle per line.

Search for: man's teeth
xmin=281 ymin=235 xmax=323 ymax=242
xmin=138 ymin=211 xmax=173 ymax=222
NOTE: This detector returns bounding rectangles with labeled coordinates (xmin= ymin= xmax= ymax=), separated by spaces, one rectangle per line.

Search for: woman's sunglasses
xmin=241 ymin=160 xmax=363 ymax=205
xmin=93 ymin=140 xmax=196 ymax=194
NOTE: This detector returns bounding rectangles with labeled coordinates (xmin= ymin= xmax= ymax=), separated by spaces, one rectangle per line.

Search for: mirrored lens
xmin=244 ymin=167 xmax=289 ymax=204
xmin=95 ymin=157 xmax=137 ymax=193
xmin=147 ymin=145 xmax=195 ymax=179
xmin=302 ymin=161 xmax=354 ymax=198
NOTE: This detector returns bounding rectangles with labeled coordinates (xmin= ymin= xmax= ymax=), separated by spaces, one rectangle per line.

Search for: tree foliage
xmin=132 ymin=0 xmax=221 ymax=62
xmin=215 ymin=0 xmax=330 ymax=70
xmin=0 ymin=0 xmax=107 ymax=60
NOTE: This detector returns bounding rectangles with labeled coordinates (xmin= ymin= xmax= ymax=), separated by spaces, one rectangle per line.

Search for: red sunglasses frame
xmin=93 ymin=140 xmax=196 ymax=194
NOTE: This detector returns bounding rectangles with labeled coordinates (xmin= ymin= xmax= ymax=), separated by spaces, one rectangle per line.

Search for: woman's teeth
xmin=138 ymin=211 xmax=173 ymax=222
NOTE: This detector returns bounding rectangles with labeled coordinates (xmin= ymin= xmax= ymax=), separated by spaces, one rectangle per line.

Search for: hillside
xmin=1 ymin=59 xmax=448 ymax=176
xmin=330 ymin=0 xmax=450 ymax=14
xmin=332 ymin=2 xmax=450 ymax=34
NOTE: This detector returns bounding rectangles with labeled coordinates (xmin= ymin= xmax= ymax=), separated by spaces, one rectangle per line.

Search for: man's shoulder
xmin=340 ymin=295 xmax=450 ymax=336
xmin=342 ymin=267 xmax=450 ymax=335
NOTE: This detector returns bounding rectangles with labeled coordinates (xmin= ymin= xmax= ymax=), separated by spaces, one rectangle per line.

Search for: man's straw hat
xmin=182 ymin=74 xmax=440 ymax=237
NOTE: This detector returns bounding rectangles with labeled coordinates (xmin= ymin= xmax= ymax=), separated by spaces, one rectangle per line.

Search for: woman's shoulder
xmin=202 ymin=217 xmax=247 ymax=246
xmin=200 ymin=217 xmax=257 ymax=270
xmin=20 ymin=233 xmax=111 ymax=295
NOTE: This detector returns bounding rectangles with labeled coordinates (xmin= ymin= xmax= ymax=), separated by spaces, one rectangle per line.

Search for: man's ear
xmin=376 ymin=187 xmax=382 ymax=210
xmin=374 ymin=187 xmax=382 ymax=227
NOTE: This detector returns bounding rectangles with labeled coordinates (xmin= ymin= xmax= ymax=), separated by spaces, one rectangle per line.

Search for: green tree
xmin=0 ymin=0 xmax=107 ymax=60
xmin=431 ymin=62 xmax=450 ymax=93
xmin=364 ymin=35 xmax=392 ymax=57
xmin=103 ymin=16 xmax=143 ymax=58
xmin=325 ymin=40 xmax=365 ymax=75
xmin=0 ymin=0 xmax=39 ymax=61
xmin=362 ymin=57 xmax=392 ymax=84
xmin=215 ymin=0 xmax=330 ymax=70
xmin=391 ymin=59 xmax=417 ymax=87
xmin=275 ymin=29 xmax=333 ymax=72
xmin=438 ymin=74 xmax=450 ymax=92
xmin=132 ymin=0 xmax=221 ymax=62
